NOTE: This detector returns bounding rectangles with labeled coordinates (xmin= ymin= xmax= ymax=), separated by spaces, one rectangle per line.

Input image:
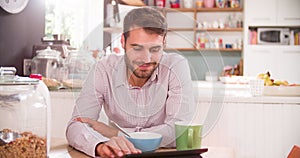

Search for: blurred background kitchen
xmin=0 ymin=0 xmax=300 ymax=158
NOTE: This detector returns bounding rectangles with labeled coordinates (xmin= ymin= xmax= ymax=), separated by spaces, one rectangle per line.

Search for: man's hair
xmin=123 ymin=7 xmax=168 ymax=42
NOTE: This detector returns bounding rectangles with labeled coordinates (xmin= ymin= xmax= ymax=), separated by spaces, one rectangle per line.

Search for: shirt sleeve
xmin=140 ymin=58 xmax=196 ymax=147
xmin=66 ymin=62 xmax=109 ymax=157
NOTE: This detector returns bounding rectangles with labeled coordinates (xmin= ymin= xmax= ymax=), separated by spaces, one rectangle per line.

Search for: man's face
xmin=123 ymin=28 xmax=164 ymax=79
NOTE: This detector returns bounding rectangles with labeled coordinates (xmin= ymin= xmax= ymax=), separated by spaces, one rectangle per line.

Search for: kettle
xmin=31 ymin=46 xmax=66 ymax=81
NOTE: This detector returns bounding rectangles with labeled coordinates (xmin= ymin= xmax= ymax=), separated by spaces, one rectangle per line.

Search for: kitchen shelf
xmin=164 ymin=48 xmax=242 ymax=52
xmin=195 ymin=7 xmax=243 ymax=12
xmin=198 ymin=48 xmax=242 ymax=52
xmin=196 ymin=28 xmax=243 ymax=32
xmin=161 ymin=7 xmax=243 ymax=12
xmin=162 ymin=7 xmax=244 ymax=51
xmin=103 ymin=27 xmax=122 ymax=33
xmin=104 ymin=27 xmax=243 ymax=33
xmin=168 ymin=28 xmax=194 ymax=31
xmin=103 ymin=7 xmax=244 ymax=52
xmin=164 ymin=48 xmax=196 ymax=51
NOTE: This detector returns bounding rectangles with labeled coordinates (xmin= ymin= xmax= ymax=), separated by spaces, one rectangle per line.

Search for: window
xmin=45 ymin=0 xmax=103 ymax=50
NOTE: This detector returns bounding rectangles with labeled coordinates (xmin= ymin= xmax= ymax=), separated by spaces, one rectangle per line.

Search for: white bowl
xmin=126 ymin=132 xmax=162 ymax=152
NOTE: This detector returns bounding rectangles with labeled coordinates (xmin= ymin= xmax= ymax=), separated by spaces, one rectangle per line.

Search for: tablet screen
xmin=123 ymin=148 xmax=208 ymax=158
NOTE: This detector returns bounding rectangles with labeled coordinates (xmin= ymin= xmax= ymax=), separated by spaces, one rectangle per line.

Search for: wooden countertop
xmin=50 ymin=138 xmax=90 ymax=158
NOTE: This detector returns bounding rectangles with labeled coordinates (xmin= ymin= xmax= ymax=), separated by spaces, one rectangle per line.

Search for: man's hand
xmin=74 ymin=117 xmax=142 ymax=157
xmin=96 ymin=136 xmax=141 ymax=158
xmin=75 ymin=117 xmax=118 ymax=138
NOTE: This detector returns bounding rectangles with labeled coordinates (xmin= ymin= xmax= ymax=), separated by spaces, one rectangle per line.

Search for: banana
xmin=274 ymin=80 xmax=289 ymax=86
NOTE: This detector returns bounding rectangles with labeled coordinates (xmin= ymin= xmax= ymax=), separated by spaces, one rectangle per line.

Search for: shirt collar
xmin=114 ymin=57 xmax=127 ymax=88
xmin=150 ymin=65 xmax=158 ymax=82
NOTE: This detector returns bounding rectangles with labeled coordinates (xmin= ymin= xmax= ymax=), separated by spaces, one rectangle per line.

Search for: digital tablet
xmin=123 ymin=148 xmax=208 ymax=158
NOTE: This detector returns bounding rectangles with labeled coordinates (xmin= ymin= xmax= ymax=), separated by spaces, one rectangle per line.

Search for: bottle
xmin=251 ymin=30 xmax=257 ymax=45
xmin=196 ymin=0 xmax=204 ymax=8
xmin=290 ymin=30 xmax=294 ymax=45
xmin=155 ymin=0 xmax=166 ymax=8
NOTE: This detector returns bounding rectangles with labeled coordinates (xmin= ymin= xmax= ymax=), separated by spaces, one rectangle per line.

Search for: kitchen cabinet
xmin=244 ymin=0 xmax=276 ymax=26
xmin=203 ymin=101 xmax=300 ymax=158
xmin=243 ymin=45 xmax=280 ymax=78
xmin=193 ymin=81 xmax=300 ymax=158
xmin=244 ymin=0 xmax=300 ymax=83
xmin=162 ymin=8 xmax=243 ymax=52
xmin=276 ymin=46 xmax=300 ymax=83
xmin=245 ymin=0 xmax=300 ymax=26
xmin=244 ymin=45 xmax=300 ymax=83
xmin=50 ymin=91 xmax=108 ymax=138
xmin=277 ymin=0 xmax=300 ymax=26
xmin=104 ymin=7 xmax=244 ymax=52
xmin=50 ymin=82 xmax=300 ymax=158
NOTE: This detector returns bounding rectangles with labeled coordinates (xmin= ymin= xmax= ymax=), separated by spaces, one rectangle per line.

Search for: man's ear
xmin=163 ymin=37 xmax=167 ymax=48
xmin=121 ymin=34 xmax=125 ymax=49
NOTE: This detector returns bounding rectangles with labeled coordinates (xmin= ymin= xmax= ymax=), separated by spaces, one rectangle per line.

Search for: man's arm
xmin=66 ymin=63 xmax=109 ymax=157
xmin=66 ymin=62 xmax=141 ymax=157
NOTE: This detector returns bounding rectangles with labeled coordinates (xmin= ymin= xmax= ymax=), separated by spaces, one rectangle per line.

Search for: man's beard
xmin=124 ymin=53 xmax=158 ymax=79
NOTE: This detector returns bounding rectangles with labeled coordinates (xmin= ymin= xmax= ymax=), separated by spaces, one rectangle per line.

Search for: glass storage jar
xmin=63 ymin=50 xmax=95 ymax=89
xmin=31 ymin=46 xmax=66 ymax=82
xmin=0 ymin=67 xmax=50 ymax=157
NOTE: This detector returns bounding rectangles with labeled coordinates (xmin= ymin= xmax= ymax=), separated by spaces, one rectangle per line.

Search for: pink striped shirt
xmin=66 ymin=53 xmax=196 ymax=157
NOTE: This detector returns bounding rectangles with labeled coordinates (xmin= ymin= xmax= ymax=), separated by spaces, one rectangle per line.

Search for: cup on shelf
xmin=183 ymin=0 xmax=194 ymax=8
xmin=215 ymin=0 xmax=225 ymax=8
xmin=169 ymin=0 xmax=180 ymax=8
xmin=195 ymin=0 xmax=204 ymax=8
xmin=155 ymin=0 xmax=166 ymax=8
xmin=204 ymin=0 xmax=215 ymax=8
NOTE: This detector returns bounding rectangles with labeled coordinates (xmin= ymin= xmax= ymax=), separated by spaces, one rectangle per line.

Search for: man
xmin=66 ymin=7 xmax=195 ymax=158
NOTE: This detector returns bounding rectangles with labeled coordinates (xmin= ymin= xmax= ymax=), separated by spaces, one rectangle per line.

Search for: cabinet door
xmin=244 ymin=46 xmax=279 ymax=77
xmin=276 ymin=47 xmax=300 ymax=83
xmin=245 ymin=0 xmax=277 ymax=26
xmin=277 ymin=0 xmax=300 ymax=26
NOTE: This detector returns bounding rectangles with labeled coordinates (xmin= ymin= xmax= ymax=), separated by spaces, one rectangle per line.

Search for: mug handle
xmin=188 ymin=128 xmax=193 ymax=148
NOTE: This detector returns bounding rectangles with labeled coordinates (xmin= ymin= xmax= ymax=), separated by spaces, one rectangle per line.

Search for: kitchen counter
xmin=50 ymin=81 xmax=300 ymax=105
xmin=193 ymin=81 xmax=300 ymax=104
xmin=49 ymin=81 xmax=300 ymax=158
xmin=49 ymin=138 xmax=231 ymax=158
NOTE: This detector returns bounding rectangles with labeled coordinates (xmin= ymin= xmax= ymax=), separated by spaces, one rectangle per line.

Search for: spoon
xmin=0 ymin=131 xmax=21 ymax=146
xmin=110 ymin=120 xmax=131 ymax=137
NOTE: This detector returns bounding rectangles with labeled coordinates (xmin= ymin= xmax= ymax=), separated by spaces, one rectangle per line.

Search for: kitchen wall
xmin=0 ymin=0 xmax=45 ymax=75
xmin=167 ymin=50 xmax=241 ymax=80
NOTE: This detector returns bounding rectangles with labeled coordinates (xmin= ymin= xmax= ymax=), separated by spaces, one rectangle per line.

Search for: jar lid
xmin=35 ymin=46 xmax=61 ymax=58
xmin=0 ymin=67 xmax=39 ymax=85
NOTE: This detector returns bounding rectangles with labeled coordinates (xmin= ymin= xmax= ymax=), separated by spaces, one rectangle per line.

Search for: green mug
xmin=175 ymin=121 xmax=203 ymax=150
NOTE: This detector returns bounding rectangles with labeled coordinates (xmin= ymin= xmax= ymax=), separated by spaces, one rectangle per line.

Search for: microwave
xmin=257 ymin=28 xmax=290 ymax=45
